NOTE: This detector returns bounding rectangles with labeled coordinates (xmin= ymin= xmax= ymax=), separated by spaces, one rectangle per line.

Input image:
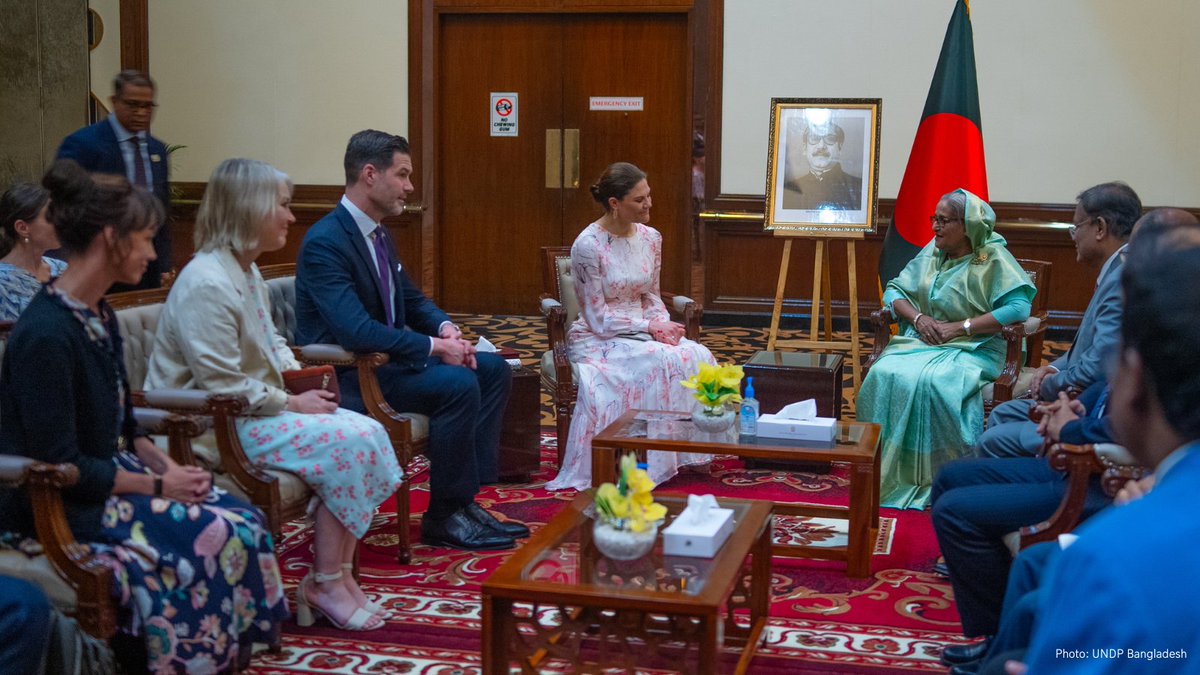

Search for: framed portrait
xmin=764 ymin=98 xmax=881 ymax=235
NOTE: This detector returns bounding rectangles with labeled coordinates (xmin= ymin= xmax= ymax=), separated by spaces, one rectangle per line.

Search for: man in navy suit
xmin=56 ymin=70 xmax=171 ymax=290
xmin=294 ymin=129 xmax=524 ymax=552
xmin=976 ymin=182 xmax=1141 ymax=459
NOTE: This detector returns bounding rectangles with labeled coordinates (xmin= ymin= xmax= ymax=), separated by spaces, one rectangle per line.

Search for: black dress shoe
xmin=421 ymin=509 xmax=515 ymax=551
xmin=950 ymin=661 xmax=981 ymax=675
xmin=466 ymin=503 xmax=531 ymax=538
xmin=933 ymin=561 xmax=951 ymax=578
xmin=941 ymin=637 xmax=992 ymax=666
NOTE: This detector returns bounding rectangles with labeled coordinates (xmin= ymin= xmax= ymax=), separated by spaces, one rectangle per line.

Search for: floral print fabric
xmin=235 ymin=408 xmax=402 ymax=539
xmin=546 ymin=223 xmax=715 ymax=491
xmin=95 ymin=452 xmax=287 ymax=673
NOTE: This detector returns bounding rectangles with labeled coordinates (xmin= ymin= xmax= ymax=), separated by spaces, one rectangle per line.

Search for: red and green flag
xmin=879 ymin=0 xmax=988 ymax=287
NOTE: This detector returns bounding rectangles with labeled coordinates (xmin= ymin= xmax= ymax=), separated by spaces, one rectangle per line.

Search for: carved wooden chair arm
xmin=347 ymin=351 xmax=422 ymax=465
xmin=663 ymin=292 xmax=702 ymax=341
xmin=1018 ymin=443 xmax=1107 ymax=549
xmin=862 ymin=308 xmax=894 ymax=375
xmin=131 ymin=407 xmax=210 ymax=466
xmin=0 ymin=455 xmax=117 ymax=638
xmin=539 ymin=294 xmax=573 ymax=388
xmin=137 ymin=389 xmax=282 ymax=514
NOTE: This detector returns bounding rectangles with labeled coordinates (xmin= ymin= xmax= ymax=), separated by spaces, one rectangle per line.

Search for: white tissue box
xmin=756 ymin=414 xmax=838 ymax=442
xmin=663 ymin=507 xmax=735 ymax=558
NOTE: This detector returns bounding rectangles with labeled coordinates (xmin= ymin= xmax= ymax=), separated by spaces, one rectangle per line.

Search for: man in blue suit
xmin=56 ymin=70 xmax=171 ymax=290
xmin=294 ymin=129 xmax=524 ymax=552
xmin=1019 ymin=223 xmax=1200 ymax=673
xmin=977 ymin=182 xmax=1141 ymax=458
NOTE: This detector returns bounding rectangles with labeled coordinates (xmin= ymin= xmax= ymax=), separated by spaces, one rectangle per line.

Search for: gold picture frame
xmin=764 ymin=98 xmax=881 ymax=235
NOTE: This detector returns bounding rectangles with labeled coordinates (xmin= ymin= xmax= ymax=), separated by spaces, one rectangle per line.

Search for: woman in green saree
xmin=859 ymin=189 xmax=1036 ymax=510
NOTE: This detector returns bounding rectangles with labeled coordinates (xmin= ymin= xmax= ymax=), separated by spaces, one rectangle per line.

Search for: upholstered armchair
xmin=864 ymin=258 xmax=1052 ymax=415
xmin=0 ymin=404 xmax=204 ymax=641
xmin=538 ymin=246 xmax=702 ymax=466
xmin=258 ymin=264 xmax=430 ymax=564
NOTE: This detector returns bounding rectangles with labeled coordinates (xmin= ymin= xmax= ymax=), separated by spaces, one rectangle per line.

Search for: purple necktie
xmin=127 ymin=136 xmax=148 ymax=187
xmin=371 ymin=227 xmax=394 ymax=327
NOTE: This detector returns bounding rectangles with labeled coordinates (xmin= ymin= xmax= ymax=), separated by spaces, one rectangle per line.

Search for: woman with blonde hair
xmin=146 ymin=158 xmax=403 ymax=632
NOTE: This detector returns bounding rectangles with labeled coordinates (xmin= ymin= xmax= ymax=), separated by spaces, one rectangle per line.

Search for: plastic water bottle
xmin=739 ymin=377 xmax=760 ymax=436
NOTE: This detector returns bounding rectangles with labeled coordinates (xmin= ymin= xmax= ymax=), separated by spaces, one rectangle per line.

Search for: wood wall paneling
xmin=168 ymin=184 xmax=423 ymax=280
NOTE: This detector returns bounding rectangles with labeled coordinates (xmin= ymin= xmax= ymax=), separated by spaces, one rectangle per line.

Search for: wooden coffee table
xmin=592 ymin=410 xmax=881 ymax=577
xmin=481 ymin=493 xmax=772 ymax=674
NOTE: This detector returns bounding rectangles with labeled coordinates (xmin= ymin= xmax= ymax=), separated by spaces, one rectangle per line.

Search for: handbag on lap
xmin=282 ymin=365 xmax=341 ymax=406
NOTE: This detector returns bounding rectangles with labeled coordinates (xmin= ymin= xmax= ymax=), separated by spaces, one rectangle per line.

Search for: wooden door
xmin=437 ymin=12 xmax=691 ymax=315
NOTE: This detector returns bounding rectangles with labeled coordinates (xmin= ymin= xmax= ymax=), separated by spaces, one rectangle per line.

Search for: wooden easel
xmin=766 ymin=230 xmax=865 ymax=393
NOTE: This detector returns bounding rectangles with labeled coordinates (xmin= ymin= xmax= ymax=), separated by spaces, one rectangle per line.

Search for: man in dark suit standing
xmin=56 ymin=70 xmax=171 ymax=290
xmin=294 ymin=129 xmax=524 ymax=552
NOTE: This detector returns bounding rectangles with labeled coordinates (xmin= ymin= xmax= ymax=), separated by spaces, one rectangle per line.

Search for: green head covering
xmin=953 ymin=188 xmax=998 ymax=252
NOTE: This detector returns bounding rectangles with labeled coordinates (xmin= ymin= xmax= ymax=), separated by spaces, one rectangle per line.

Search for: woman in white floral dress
xmin=546 ymin=162 xmax=715 ymax=491
xmin=146 ymin=159 xmax=403 ymax=632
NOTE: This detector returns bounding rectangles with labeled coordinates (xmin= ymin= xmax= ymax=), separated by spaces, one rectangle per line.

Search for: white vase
xmin=592 ymin=520 xmax=659 ymax=560
xmin=692 ymin=406 xmax=735 ymax=433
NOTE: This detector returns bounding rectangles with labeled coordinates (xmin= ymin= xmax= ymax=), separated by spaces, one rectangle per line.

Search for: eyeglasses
xmin=807 ymin=134 xmax=841 ymax=146
xmin=929 ymin=215 xmax=962 ymax=227
xmin=1068 ymin=216 xmax=1096 ymax=238
xmin=118 ymin=98 xmax=158 ymax=111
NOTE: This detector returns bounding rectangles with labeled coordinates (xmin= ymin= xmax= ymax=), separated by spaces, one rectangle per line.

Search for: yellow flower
xmin=681 ymin=362 xmax=744 ymax=409
xmin=717 ymin=364 xmax=744 ymax=389
xmin=642 ymin=502 xmax=667 ymax=522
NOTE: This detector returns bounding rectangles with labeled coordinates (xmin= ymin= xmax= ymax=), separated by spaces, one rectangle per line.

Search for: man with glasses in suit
xmin=975 ymin=181 xmax=1141 ymax=459
xmin=782 ymin=119 xmax=863 ymax=211
xmin=56 ymin=70 xmax=172 ymax=290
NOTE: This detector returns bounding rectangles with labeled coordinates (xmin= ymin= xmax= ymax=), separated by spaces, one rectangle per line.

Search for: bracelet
xmin=154 ymin=476 xmax=163 ymax=497
xmin=912 ymin=312 xmax=924 ymax=325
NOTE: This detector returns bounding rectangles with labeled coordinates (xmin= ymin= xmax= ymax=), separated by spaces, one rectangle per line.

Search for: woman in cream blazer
xmin=146 ymin=158 xmax=403 ymax=632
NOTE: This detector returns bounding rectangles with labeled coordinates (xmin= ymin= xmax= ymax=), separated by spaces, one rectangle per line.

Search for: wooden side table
xmin=743 ymin=351 xmax=844 ymax=472
xmin=498 ymin=364 xmax=540 ymax=482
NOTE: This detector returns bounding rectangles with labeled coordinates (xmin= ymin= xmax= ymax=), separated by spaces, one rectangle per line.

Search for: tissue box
xmin=756 ymin=413 xmax=838 ymax=442
xmin=663 ymin=507 xmax=735 ymax=558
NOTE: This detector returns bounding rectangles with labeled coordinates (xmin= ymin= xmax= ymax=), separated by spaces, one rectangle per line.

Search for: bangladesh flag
xmin=878 ymin=0 xmax=988 ymax=287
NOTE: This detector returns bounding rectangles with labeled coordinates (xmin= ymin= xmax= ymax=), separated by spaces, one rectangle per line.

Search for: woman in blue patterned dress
xmin=145 ymin=158 xmax=403 ymax=633
xmin=0 ymin=183 xmax=67 ymax=321
xmin=0 ymin=160 xmax=288 ymax=673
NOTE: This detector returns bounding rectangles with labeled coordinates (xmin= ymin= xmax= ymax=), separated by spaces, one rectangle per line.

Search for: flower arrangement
xmin=594 ymin=454 xmax=667 ymax=533
xmin=681 ymin=363 xmax=744 ymax=415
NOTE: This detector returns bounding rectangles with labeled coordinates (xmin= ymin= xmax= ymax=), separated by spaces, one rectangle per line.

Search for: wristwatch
xmin=962 ymin=319 xmax=972 ymax=336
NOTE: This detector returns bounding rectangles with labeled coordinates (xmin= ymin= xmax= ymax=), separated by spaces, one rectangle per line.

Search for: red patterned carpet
xmin=245 ymin=317 xmax=1070 ymax=673
xmin=250 ymin=434 xmax=967 ymax=674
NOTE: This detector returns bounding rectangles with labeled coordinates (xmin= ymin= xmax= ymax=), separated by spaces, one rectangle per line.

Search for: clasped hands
xmin=912 ymin=314 xmax=965 ymax=345
xmin=649 ymin=320 xmax=685 ymax=346
xmin=434 ymin=323 xmax=478 ymax=369
xmin=1033 ymin=391 xmax=1085 ymax=443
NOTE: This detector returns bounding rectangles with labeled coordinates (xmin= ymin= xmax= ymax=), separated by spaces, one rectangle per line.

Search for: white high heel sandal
xmin=343 ymin=563 xmax=394 ymax=619
xmin=295 ymin=570 xmax=384 ymax=631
